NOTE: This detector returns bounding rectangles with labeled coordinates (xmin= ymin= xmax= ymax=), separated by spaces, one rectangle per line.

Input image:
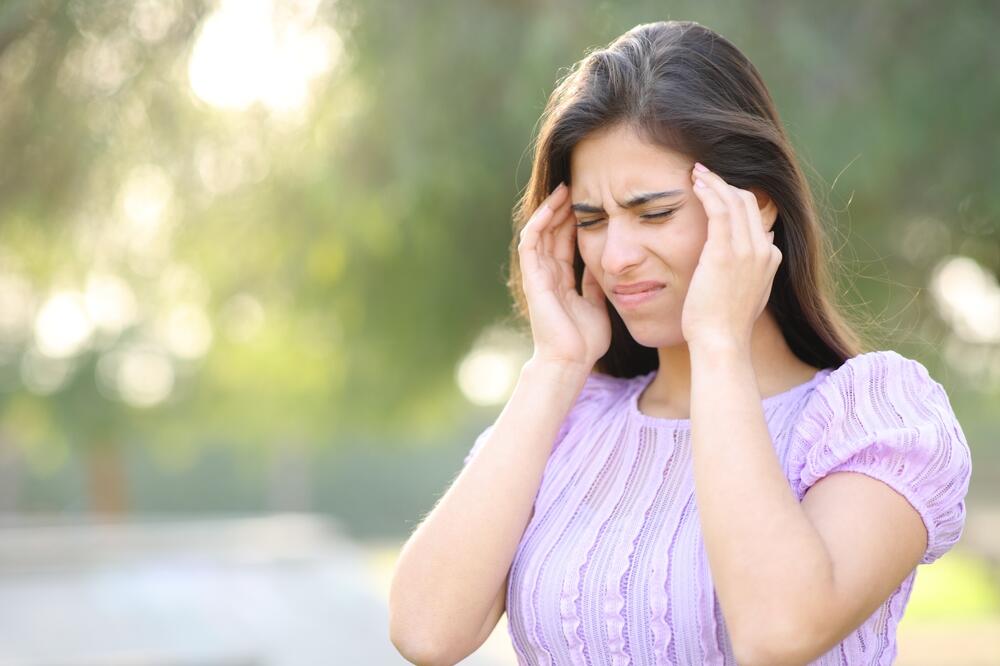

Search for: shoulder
xmin=789 ymin=349 xmax=973 ymax=564
xmin=824 ymin=348 xmax=937 ymax=389
xmin=798 ymin=349 xmax=946 ymax=430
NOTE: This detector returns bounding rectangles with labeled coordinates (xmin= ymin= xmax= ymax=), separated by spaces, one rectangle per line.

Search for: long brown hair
xmin=506 ymin=20 xmax=871 ymax=378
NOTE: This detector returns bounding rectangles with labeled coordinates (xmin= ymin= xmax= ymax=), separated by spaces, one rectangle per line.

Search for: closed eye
xmin=575 ymin=208 xmax=677 ymax=228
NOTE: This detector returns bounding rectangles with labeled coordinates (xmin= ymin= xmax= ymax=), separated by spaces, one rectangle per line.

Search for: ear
xmin=751 ymin=188 xmax=779 ymax=233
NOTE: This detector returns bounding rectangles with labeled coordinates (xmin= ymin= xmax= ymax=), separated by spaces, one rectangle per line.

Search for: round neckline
xmin=628 ymin=366 xmax=832 ymax=428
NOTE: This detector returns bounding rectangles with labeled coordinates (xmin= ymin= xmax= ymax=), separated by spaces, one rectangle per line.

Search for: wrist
xmin=521 ymin=356 xmax=592 ymax=389
xmin=689 ymin=338 xmax=750 ymax=364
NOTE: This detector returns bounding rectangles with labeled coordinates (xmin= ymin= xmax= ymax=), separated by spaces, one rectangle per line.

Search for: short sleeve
xmin=790 ymin=350 xmax=972 ymax=565
xmin=462 ymin=370 xmax=622 ymax=467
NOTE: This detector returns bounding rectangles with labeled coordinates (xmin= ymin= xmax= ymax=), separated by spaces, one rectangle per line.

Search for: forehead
xmin=569 ymin=124 xmax=690 ymax=199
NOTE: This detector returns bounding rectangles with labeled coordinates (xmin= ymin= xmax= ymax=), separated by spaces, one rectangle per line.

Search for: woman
xmin=389 ymin=20 xmax=972 ymax=666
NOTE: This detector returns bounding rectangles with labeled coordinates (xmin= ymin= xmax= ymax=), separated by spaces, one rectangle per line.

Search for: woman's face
xmin=570 ymin=123 xmax=707 ymax=349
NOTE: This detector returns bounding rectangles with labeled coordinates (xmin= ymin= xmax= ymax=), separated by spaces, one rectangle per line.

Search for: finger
xmin=695 ymin=167 xmax=750 ymax=253
xmin=518 ymin=210 xmax=549 ymax=264
xmin=543 ymin=182 xmax=568 ymax=219
xmin=726 ymin=185 xmax=752 ymax=254
xmin=519 ymin=209 xmax=554 ymax=278
xmin=519 ymin=183 xmax=565 ymax=253
xmin=738 ymin=188 xmax=768 ymax=251
xmin=692 ymin=174 xmax=730 ymax=248
xmin=542 ymin=214 xmax=553 ymax=257
xmin=543 ymin=195 xmax=572 ymax=261
xmin=523 ymin=183 xmax=567 ymax=236
xmin=555 ymin=209 xmax=579 ymax=295
xmin=550 ymin=195 xmax=576 ymax=264
xmin=518 ymin=226 xmax=541 ymax=277
xmin=541 ymin=184 xmax=569 ymax=257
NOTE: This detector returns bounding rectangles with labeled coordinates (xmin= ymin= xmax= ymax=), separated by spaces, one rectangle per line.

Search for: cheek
xmin=576 ymin=237 xmax=600 ymax=270
xmin=678 ymin=239 xmax=706 ymax=273
xmin=672 ymin=212 xmax=708 ymax=246
xmin=655 ymin=227 xmax=705 ymax=278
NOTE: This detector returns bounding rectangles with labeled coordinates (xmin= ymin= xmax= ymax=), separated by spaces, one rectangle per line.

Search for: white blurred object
xmin=187 ymin=0 xmax=342 ymax=116
xmin=929 ymin=255 xmax=1000 ymax=344
xmin=456 ymin=324 xmax=532 ymax=406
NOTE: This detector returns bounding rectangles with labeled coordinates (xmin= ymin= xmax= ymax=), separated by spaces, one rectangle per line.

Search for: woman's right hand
xmin=518 ymin=182 xmax=612 ymax=371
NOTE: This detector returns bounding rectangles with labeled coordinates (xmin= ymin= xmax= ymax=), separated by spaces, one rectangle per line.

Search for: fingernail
xmin=554 ymin=182 xmax=566 ymax=193
xmin=694 ymin=178 xmax=707 ymax=189
xmin=694 ymin=162 xmax=708 ymax=173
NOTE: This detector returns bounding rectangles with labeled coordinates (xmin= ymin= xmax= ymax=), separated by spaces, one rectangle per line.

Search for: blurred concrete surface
xmin=0 ymin=513 xmax=507 ymax=666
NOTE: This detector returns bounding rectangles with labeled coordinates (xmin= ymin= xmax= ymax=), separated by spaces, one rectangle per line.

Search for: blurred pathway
xmin=0 ymin=513 xmax=505 ymax=666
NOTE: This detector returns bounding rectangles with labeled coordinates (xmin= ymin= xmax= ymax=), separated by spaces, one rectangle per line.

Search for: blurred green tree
xmin=0 ymin=0 xmax=995 ymax=512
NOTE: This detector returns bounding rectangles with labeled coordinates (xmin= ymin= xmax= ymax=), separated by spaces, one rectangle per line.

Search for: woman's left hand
xmin=681 ymin=162 xmax=781 ymax=351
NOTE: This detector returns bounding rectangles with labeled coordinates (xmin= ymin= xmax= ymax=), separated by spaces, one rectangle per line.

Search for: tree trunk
xmin=86 ymin=442 xmax=128 ymax=515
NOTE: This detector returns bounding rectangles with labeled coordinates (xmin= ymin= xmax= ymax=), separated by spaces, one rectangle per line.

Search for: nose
xmin=600 ymin=217 xmax=646 ymax=277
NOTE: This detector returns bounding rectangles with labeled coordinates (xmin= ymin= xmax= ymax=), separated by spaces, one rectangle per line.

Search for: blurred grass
xmin=896 ymin=549 xmax=1000 ymax=665
xmin=905 ymin=550 xmax=1000 ymax=620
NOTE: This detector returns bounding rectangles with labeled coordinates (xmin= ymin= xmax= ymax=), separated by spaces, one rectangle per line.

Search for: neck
xmin=647 ymin=308 xmax=808 ymax=412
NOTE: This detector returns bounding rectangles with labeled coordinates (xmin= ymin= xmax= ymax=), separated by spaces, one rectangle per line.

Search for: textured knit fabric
xmin=462 ymin=350 xmax=972 ymax=665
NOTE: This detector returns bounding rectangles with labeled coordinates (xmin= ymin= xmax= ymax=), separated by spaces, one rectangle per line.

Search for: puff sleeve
xmin=789 ymin=350 xmax=972 ymax=565
xmin=462 ymin=370 xmax=622 ymax=467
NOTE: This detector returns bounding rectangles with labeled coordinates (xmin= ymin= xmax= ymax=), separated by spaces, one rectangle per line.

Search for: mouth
xmin=612 ymin=285 xmax=665 ymax=308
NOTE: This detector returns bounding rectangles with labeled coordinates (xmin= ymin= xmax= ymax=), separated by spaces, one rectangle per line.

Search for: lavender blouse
xmin=462 ymin=350 xmax=972 ymax=665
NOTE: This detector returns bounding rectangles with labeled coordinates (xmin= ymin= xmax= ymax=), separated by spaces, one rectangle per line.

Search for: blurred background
xmin=0 ymin=0 xmax=997 ymax=663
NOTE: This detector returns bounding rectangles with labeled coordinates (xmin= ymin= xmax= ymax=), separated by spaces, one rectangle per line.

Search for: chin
xmin=621 ymin=316 xmax=685 ymax=349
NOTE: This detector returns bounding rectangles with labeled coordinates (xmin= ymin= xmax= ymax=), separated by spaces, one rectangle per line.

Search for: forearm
xmin=688 ymin=342 xmax=835 ymax=661
xmin=389 ymin=358 xmax=588 ymax=661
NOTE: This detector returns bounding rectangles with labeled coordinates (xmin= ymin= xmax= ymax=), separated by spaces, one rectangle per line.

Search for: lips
xmin=612 ymin=281 xmax=667 ymax=294
xmin=611 ymin=282 xmax=665 ymax=308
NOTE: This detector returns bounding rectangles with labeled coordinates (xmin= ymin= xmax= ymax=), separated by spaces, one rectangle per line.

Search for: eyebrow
xmin=570 ymin=189 xmax=686 ymax=214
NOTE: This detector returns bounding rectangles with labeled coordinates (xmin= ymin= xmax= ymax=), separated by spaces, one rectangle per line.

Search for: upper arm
xmin=767 ymin=350 xmax=972 ymax=665
xmin=789 ymin=471 xmax=926 ymax=660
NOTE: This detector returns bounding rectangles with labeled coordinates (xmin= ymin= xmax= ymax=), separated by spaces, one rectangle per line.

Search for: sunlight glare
xmin=456 ymin=325 xmax=532 ymax=406
xmin=84 ymin=272 xmax=138 ymax=339
xmin=34 ymin=291 xmax=94 ymax=359
xmin=158 ymin=303 xmax=213 ymax=360
xmin=97 ymin=344 xmax=175 ymax=408
xmin=930 ymin=255 xmax=1000 ymax=344
xmin=187 ymin=0 xmax=340 ymax=113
